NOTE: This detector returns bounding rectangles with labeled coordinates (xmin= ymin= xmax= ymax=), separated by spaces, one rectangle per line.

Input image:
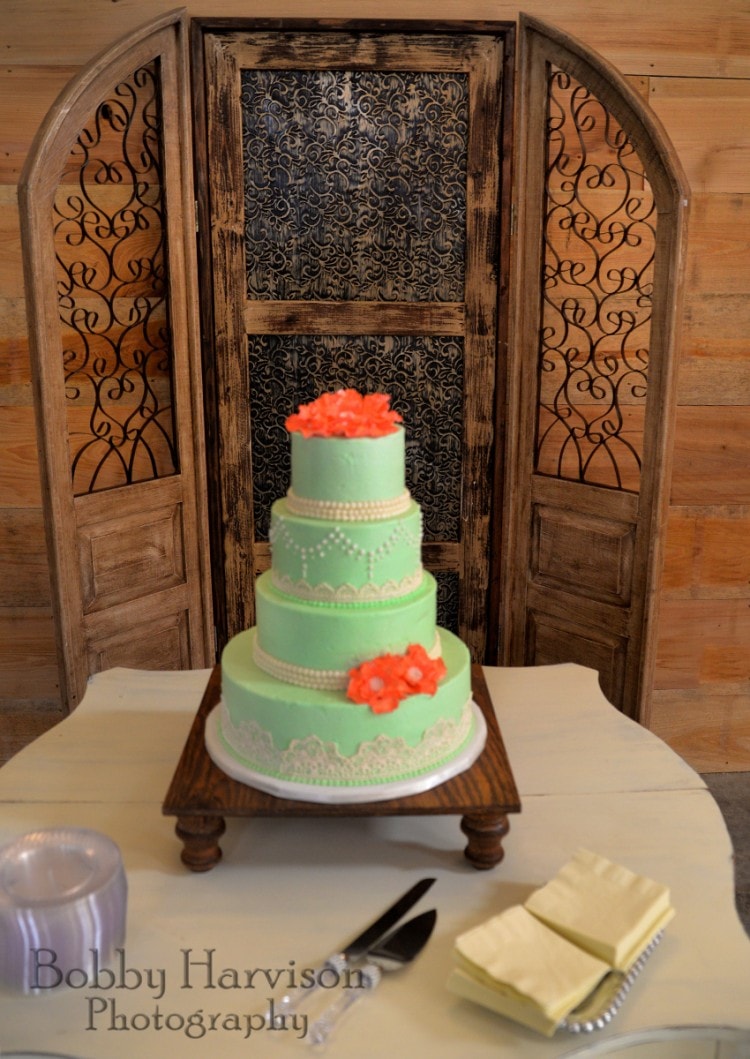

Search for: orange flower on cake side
xmin=285 ymin=389 xmax=403 ymax=438
xmin=401 ymin=643 xmax=447 ymax=696
xmin=347 ymin=644 xmax=447 ymax=714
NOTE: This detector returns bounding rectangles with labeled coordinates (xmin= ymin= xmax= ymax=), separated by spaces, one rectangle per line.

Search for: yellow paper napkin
xmin=451 ymin=904 xmax=610 ymax=1036
xmin=447 ymin=849 xmax=675 ymax=1036
xmin=524 ymin=848 xmax=675 ymax=971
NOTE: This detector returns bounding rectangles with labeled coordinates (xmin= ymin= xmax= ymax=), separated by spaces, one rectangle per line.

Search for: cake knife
xmin=267 ymin=876 xmax=436 ymax=1020
xmin=308 ymin=909 xmax=438 ymax=1046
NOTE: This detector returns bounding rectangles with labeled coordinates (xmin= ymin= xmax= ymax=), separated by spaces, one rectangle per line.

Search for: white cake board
xmin=204 ymin=701 xmax=487 ymax=805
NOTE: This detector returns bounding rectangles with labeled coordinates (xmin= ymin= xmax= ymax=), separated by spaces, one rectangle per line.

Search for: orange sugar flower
xmin=346 ymin=644 xmax=447 ymax=714
xmin=401 ymin=643 xmax=447 ymax=696
xmin=285 ymin=389 xmax=403 ymax=439
xmin=346 ymin=653 xmax=408 ymax=714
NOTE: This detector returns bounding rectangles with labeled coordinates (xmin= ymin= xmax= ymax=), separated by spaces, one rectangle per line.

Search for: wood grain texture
xmin=0 ymin=67 xmax=81 ymax=181
xmin=0 ymin=509 xmax=51 ymax=607
xmin=244 ymin=300 xmax=466 ymax=335
xmin=3 ymin=0 xmax=749 ymax=79
xmin=677 ymin=191 xmax=750 ymax=403
xmin=671 ymin=408 xmax=750 ymax=504
xmin=655 ymin=597 xmax=750 ymax=689
xmin=0 ymin=702 xmax=66 ymax=768
xmin=0 ymin=295 xmax=32 ymax=388
xmin=0 ymin=608 xmax=59 ymax=699
xmin=650 ymin=687 xmax=750 ymax=772
xmin=649 ymin=78 xmax=750 ymax=195
xmin=662 ymin=508 xmax=750 ymax=597
xmin=0 ymin=192 xmax=25 ymax=299
xmin=0 ymin=407 xmax=44 ymax=508
xmin=532 ymin=504 xmax=636 ymax=606
xmin=685 ymin=193 xmax=750 ymax=297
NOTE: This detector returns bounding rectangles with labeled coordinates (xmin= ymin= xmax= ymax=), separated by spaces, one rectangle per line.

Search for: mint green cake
xmin=207 ymin=391 xmax=485 ymax=801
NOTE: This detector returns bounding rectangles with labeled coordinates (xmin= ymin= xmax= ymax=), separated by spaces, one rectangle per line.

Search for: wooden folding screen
xmin=19 ymin=12 xmax=688 ymax=722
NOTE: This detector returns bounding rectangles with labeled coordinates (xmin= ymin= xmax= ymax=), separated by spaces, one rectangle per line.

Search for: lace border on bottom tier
xmin=218 ymin=696 xmax=475 ymax=785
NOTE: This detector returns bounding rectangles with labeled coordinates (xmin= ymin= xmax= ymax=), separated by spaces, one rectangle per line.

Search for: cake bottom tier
xmin=213 ymin=626 xmax=478 ymax=791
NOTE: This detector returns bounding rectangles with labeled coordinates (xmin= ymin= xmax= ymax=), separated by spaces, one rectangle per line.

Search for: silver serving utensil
xmin=267 ymin=877 xmax=435 ymax=1022
xmin=307 ymin=908 xmax=437 ymax=1048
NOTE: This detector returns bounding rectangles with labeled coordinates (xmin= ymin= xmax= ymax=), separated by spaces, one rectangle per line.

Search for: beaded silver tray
xmin=560 ymin=932 xmax=664 ymax=1035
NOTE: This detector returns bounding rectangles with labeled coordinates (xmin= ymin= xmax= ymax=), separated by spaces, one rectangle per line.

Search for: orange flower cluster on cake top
xmin=285 ymin=388 xmax=403 ymax=438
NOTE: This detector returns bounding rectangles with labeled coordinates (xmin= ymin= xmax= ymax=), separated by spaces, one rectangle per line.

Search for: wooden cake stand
xmin=162 ymin=665 xmax=521 ymax=872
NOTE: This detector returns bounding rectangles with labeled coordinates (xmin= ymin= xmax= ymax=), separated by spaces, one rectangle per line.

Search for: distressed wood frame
xmin=191 ymin=19 xmax=516 ymax=664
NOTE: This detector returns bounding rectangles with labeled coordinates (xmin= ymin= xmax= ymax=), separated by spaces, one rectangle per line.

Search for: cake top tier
xmin=285 ymin=391 xmax=409 ymax=518
xmin=285 ymin=389 xmax=402 ymax=439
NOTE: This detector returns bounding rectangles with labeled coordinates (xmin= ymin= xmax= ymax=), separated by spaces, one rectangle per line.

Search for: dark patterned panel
xmin=54 ymin=61 xmax=178 ymax=496
xmin=535 ymin=67 xmax=656 ymax=493
xmin=247 ymin=335 xmax=464 ymax=541
xmin=435 ymin=570 xmax=460 ymax=635
xmin=241 ymin=69 xmax=468 ymax=302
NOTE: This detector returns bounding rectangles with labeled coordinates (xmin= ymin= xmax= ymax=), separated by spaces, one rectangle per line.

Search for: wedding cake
xmin=205 ymin=390 xmax=485 ymax=801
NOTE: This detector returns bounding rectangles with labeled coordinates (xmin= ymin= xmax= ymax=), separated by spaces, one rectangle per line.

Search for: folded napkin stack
xmin=447 ymin=849 xmax=675 ymax=1036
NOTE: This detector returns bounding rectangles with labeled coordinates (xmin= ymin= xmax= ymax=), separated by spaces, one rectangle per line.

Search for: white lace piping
xmin=219 ymin=696 xmax=475 ymax=785
xmin=272 ymin=570 xmax=424 ymax=603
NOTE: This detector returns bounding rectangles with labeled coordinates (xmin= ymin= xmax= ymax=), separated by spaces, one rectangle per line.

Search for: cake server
xmin=267 ymin=876 xmax=435 ymax=1020
xmin=308 ymin=909 xmax=438 ymax=1048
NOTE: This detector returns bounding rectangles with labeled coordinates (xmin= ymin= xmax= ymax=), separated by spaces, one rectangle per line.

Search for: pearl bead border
xmin=286 ymin=488 xmax=412 ymax=521
xmin=253 ymin=632 xmax=443 ymax=691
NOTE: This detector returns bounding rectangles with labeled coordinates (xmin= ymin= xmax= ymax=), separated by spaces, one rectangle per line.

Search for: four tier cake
xmin=205 ymin=390 xmax=486 ymax=801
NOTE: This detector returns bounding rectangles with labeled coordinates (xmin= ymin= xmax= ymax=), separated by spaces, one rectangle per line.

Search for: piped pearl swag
xmin=270 ymin=514 xmax=421 ymax=582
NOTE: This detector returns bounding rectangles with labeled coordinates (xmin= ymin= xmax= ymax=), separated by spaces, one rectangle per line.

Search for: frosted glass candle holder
xmin=0 ymin=828 xmax=127 ymax=995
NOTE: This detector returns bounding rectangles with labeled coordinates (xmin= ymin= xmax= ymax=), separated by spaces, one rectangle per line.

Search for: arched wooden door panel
xmin=502 ymin=16 xmax=689 ymax=718
xmin=19 ymin=11 xmax=214 ymax=708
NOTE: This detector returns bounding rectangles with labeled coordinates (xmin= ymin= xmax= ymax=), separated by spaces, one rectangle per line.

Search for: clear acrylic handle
xmin=266 ymin=953 xmax=348 ymax=1025
xmin=308 ymin=964 xmax=381 ymax=1048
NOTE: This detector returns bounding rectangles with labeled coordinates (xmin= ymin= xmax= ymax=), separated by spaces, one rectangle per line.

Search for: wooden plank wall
xmin=1 ymin=0 xmax=748 ymax=771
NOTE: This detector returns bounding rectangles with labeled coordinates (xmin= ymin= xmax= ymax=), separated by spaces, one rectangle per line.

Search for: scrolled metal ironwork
xmin=54 ymin=60 xmax=178 ymax=496
xmin=241 ymin=68 xmax=468 ymax=303
xmin=535 ymin=66 xmax=656 ymax=492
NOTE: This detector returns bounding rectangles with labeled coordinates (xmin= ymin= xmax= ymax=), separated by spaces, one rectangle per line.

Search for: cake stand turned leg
xmin=461 ymin=812 xmax=509 ymax=869
xmin=175 ymin=814 xmax=226 ymax=872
